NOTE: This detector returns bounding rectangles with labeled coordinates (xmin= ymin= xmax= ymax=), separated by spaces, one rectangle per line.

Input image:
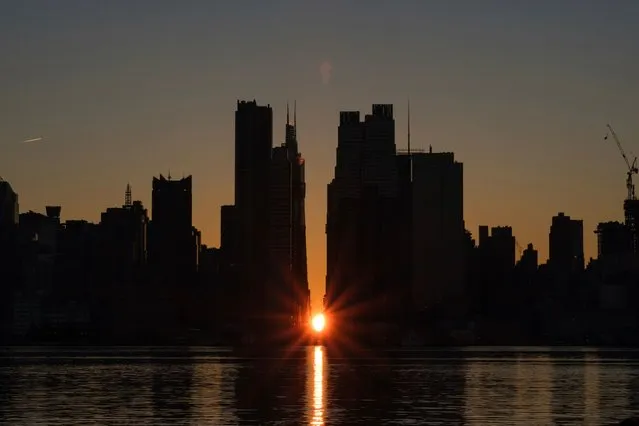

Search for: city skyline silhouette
xmin=3 ymin=98 xmax=638 ymax=347
xmin=3 ymin=3 xmax=639 ymax=425
xmin=2 ymin=1 xmax=639 ymax=315
xmin=2 ymin=101 xmax=636 ymax=314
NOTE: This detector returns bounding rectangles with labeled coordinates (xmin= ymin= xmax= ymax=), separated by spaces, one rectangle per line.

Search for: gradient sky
xmin=2 ymin=1 xmax=638 ymax=313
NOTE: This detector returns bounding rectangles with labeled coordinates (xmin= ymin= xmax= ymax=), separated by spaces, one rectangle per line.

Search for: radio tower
xmin=125 ymin=183 xmax=132 ymax=207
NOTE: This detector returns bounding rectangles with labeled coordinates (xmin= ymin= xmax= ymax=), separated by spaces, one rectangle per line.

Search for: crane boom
xmin=606 ymin=123 xmax=638 ymax=200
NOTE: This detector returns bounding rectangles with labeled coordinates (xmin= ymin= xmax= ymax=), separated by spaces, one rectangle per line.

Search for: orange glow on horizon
xmin=311 ymin=313 xmax=326 ymax=332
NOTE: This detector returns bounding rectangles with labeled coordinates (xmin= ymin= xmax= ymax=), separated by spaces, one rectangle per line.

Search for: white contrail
xmin=22 ymin=137 xmax=44 ymax=143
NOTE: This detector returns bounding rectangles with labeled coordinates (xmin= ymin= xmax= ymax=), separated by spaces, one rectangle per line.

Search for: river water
xmin=0 ymin=346 xmax=638 ymax=425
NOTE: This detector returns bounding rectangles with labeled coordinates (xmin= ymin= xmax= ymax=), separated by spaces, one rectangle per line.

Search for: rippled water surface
xmin=1 ymin=346 xmax=639 ymax=425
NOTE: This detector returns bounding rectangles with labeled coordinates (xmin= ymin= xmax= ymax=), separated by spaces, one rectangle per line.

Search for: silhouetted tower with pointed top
xmin=100 ymin=190 xmax=149 ymax=280
xmin=268 ymin=101 xmax=311 ymax=330
xmin=288 ymin=102 xmax=310 ymax=324
xmin=125 ymin=184 xmax=132 ymax=207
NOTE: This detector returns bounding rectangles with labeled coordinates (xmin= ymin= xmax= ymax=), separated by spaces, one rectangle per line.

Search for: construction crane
xmin=605 ymin=123 xmax=638 ymax=201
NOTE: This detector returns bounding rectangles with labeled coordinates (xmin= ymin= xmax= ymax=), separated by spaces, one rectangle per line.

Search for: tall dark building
xmin=395 ymin=151 xmax=414 ymax=322
xmin=100 ymin=186 xmax=149 ymax=283
xmin=326 ymin=111 xmax=363 ymax=322
xmin=220 ymin=205 xmax=238 ymax=260
xmin=269 ymin=145 xmax=293 ymax=326
xmin=219 ymin=204 xmax=239 ymax=292
xmin=291 ymin=149 xmax=310 ymax=327
xmin=478 ymin=226 xmax=516 ymax=273
xmin=362 ymin=104 xmax=398 ymax=196
xmin=519 ymin=243 xmax=539 ymax=275
xmin=55 ymin=219 xmax=101 ymax=298
xmin=234 ymin=100 xmax=273 ymax=327
xmin=267 ymin=105 xmax=310 ymax=329
xmin=411 ymin=150 xmax=465 ymax=312
xmin=549 ymin=212 xmax=584 ymax=274
xmin=476 ymin=225 xmax=516 ymax=316
xmin=0 ymin=178 xmax=19 ymax=275
xmin=0 ymin=179 xmax=19 ymax=337
xmin=0 ymin=180 xmax=19 ymax=278
xmin=286 ymin=105 xmax=310 ymax=326
xmin=19 ymin=208 xmax=60 ymax=252
xmin=149 ymin=175 xmax=195 ymax=285
xmin=595 ymin=221 xmax=633 ymax=259
xmin=513 ymin=242 xmax=539 ymax=291
xmin=623 ymin=199 xmax=639 ymax=253
xmin=0 ymin=179 xmax=19 ymax=229
xmin=326 ymin=104 xmax=400 ymax=335
xmin=18 ymin=207 xmax=61 ymax=294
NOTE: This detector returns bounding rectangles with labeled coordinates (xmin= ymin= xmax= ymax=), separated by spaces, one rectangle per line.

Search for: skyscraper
xmin=0 ymin=179 xmax=19 ymax=283
xmin=234 ymin=100 xmax=273 ymax=327
xmin=100 ymin=187 xmax=149 ymax=283
xmin=218 ymin=204 xmax=239 ymax=291
xmin=395 ymin=151 xmax=414 ymax=319
xmin=361 ymin=104 xmax=398 ymax=197
xmin=220 ymin=205 xmax=238 ymax=263
xmin=477 ymin=225 xmax=515 ymax=313
xmin=268 ymin=144 xmax=293 ymax=324
xmin=411 ymin=150 xmax=465 ymax=311
xmin=267 ymin=104 xmax=310 ymax=330
xmin=0 ymin=178 xmax=19 ymax=336
xmin=149 ymin=174 xmax=195 ymax=285
xmin=595 ymin=221 xmax=633 ymax=259
xmin=623 ymin=199 xmax=639 ymax=253
xmin=326 ymin=105 xmax=400 ymax=334
xmin=549 ymin=212 xmax=584 ymax=274
xmin=0 ymin=178 xmax=18 ymax=230
xmin=287 ymin=105 xmax=310 ymax=326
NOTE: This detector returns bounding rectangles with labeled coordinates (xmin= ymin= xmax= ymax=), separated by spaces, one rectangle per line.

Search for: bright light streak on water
xmin=1 ymin=346 xmax=638 ymax=425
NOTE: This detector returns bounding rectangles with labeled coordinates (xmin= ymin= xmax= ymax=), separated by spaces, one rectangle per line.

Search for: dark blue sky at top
xmin=2 ymin=1 xmax=637 ymax=91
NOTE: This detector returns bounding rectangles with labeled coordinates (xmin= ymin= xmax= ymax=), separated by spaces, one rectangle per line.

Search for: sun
xmin=312 ymin=313 xmax=326 ymax=332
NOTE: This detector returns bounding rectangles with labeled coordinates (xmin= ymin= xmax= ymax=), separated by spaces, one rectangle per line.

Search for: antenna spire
xmin=125 ymin=183 xmax=132 ymax=207
xmin=407 ymin=98 xmax=411 ymax=155
xmin=294 ymin=100 xmax=297 ymax=129
xmin=286 ymin=101 xmax=290 ymax=125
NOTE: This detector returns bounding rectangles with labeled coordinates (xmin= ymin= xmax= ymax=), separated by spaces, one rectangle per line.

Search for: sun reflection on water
xmin=310 ymin=345 xmax=325 ymax=425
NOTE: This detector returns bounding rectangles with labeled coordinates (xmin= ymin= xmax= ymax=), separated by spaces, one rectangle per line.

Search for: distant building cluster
xmin=324 ymin=104 xmax=639 ymax=346
xmin=0 ymin=101 xmax=310 ymax=345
